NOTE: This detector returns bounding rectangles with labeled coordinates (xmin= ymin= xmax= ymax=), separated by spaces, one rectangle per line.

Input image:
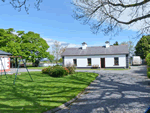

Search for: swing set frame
xmin=0 ymin=55 xmax=33 ymax=85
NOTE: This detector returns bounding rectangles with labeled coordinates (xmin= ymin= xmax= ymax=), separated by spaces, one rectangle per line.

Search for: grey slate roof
xmin=0 ymin=50 xmax=12 ymax=55
xmin=61 ymin=45 xmax=129 ymax=56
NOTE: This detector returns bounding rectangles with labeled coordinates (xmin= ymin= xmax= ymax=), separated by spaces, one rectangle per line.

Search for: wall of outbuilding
xmin=0 ymin=56 xmax=10 ymax=72
xmin=64 ymin=54 xmax=127 ymax=68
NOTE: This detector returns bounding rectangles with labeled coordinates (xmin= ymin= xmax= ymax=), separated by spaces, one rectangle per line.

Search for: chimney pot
xmin=82 ymin=42 xmax=87 ymax=49
xmin=105 ymin=41 xmax=110 ymax=48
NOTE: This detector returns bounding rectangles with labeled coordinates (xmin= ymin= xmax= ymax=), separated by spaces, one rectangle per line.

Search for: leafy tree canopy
xmin=58 ymin=58 xmax=63 ymax=63
xmin=0 ymin=28 xmax=49 ymax=63
xmin=146 ymin=53 xmax=150 ymax=66
xmin=20 ymin=31 xmax=49 ymax=62
xmin=135 ymin=35 xmax=150 ymax=59
xmin=47 ymin=54 xmax=55 ymax=63
xmin=0 ymin=28 xmax=22 ymax=57
xmin=113 ymin=41 xmax=119 ymax=45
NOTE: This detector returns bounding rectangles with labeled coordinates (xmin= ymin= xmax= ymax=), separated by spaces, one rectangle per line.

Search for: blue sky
xmin=0 ymin=0 xmax=141 ymax=49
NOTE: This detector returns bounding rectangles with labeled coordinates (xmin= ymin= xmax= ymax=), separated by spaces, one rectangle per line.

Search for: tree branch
xmin=108 ymin=0 xmax=150 ymax=8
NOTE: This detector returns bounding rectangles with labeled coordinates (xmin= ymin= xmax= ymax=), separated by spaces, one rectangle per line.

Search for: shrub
xmin=49 ymin=66 xmax=66 ymax=77
xmin=53 ymin=64 xmax=61 ymax=68
xmin=42 ymin=66 xmax=69 ymax=77
xmin=148 ymin=67 xmax=150 ymax=72
xmin=65 ymin=62 xmax=76 ymax=74
xmin=146 ymin=53 xmax=150 ymax=66
xmin=129 ymin=66 xmax=131 ymax=69
xmin=92 ymin=65 xmax=99 ymax=68
xmin=147 ymin=71 xmax=150 ymax=78
xmin=63 ymin=67 xmax=69 ymax=75
xmin=42 ymin=66 xmax=52 ymax=74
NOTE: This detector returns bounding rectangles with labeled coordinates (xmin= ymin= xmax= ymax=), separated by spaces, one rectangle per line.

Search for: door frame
xmin=101 ymin=58 xmax=105 ymax=68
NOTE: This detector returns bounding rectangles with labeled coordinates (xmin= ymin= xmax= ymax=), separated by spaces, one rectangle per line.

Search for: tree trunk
xmin=15 ymin=58 xmax=18 ymax=68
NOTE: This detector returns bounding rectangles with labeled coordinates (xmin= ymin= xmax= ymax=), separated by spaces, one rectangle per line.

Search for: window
xmin=114 ymin=57 xmax=119 ymax=65
xmin=87 ymin=58 xmax=91 ymax=66
xmin=73 ymin=59 xmax=77 ymax=66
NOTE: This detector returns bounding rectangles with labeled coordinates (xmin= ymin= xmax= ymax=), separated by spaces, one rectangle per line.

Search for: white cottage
xmin=61 ymin=41 xmax=129 ymax=69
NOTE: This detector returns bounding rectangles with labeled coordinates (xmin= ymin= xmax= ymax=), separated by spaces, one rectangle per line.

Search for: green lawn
xmin=0 ymin=71 xmax=98 ymax=113
xmin=27 ymin=67 xmax=48 ymax=69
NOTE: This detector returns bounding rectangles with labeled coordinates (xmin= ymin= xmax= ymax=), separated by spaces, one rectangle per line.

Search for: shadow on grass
xmin=0 ymin=72 xmax=98 ymax=113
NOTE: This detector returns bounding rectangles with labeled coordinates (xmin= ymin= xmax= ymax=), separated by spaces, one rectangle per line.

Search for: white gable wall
xmin=64 ymin=54 xmax=126 ymax=68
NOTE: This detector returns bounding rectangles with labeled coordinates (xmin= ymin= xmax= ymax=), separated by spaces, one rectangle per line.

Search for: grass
xmin=26 ymin=67 xmax=48 ymax=69
xmin=0 ymin=71 xmax=98 ymax=113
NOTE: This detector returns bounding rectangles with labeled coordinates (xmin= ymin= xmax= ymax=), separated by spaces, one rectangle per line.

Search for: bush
xmin=53 ymin=64 xmax=61 ymax=68
xmin=42 ymin=66 xmax=52 ymax=74
xmin=63 ymin=67 xmax=69 ymax=75
xmin=146 ymin=53 xmax=150 ymax=66
xmin=42 ymin=66 xmax=69 ymax=77
xmin=129 ymin=66 xmax=131 ymax=69
xmin=49 ymin=66 xmax=66 ymax=77
xmin=92 ymin=65 xmax=99 ymax=68
xmin=148 ymin=67 xmax=150 ymax=72
xmin=147 ymin=72 xmax=150 ymax=78
xmin=65 ymin=63 xmax=76 ymax=74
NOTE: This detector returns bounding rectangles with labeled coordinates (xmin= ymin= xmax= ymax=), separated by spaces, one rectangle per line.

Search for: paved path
xmin=56 ymin=65 xmax=150 ymax=113
xmin=10 ymin=68 xmax=42 ymax=74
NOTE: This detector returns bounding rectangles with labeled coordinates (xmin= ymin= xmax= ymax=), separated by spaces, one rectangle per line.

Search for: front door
xmin=101 ymin=58 xmax=105 ymax=68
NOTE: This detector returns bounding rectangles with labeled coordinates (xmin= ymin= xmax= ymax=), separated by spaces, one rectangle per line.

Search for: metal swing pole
xmin=0 ymin=57 xmax=7 ymax=79
xmin=21 ymin=57 xmax=33 ymax=81
xmin=13 ymin=58 xmax=21 ymax=85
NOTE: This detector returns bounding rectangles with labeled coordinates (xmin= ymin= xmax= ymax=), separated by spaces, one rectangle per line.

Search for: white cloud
xmin=43 ymin=38 xmax=81 ymax=49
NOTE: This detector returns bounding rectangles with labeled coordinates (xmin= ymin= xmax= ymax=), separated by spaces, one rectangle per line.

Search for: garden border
xmin=43 ymin=71 xmax=100 ymax=113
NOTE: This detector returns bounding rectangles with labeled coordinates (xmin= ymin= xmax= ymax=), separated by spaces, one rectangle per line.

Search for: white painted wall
xmin=0 ymin=57 xmax=9 ymax=70
xmin=64 ymin=54 xmax=126 ymax=68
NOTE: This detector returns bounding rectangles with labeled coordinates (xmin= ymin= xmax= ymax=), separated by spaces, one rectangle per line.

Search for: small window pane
xmin=114 ymin=57 xmax=119 ymax=65
xmin=87 ymin=58 xmax=91 ymax=66
xmin=73 ymin=59 xmax=77 ymax=66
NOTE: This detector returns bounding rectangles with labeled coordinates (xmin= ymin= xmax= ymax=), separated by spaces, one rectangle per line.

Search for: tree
xmin=120 ymin=41 xmax=135 ymax=57
xmin=146 ymin=53 xmax=150 ymax=66
xmin=52 ymin=41 xmax=67 ymax=64
xmin=0 ymin=28 xmax=22 ymax=55
xmin=73 ymin=0 xmax=150 ymax=35
xmin=0 ymin=28 xmax=22 ymax=67
xmin=20 ymin=31 xmax=49 ymax=65
xmin=47 ymin=54 xmax=55 ymax=63
xmin=135 ymin=35 xmax=150 ymax=59
xmin=58 ymin=58 xmax=63 ymax=63
xmin=0 ymin=28 xmax=50 ymax=66
xmin=113 ymin=41 xmax=119 ymax=45
xmin=1 ymin=0 xmax=42 ymax=13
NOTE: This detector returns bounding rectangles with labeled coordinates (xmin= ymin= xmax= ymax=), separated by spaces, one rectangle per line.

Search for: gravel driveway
xmin=56 ymin=65 xmax=150 ymax=113
xmin=10 ymin=68 xmax=42 ymax=74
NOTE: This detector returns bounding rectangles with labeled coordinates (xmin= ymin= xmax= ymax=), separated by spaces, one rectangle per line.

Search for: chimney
xmin=105 ymin=41 xmax=110 ymax=48
xmin=82 ymin=42 xmax=87 ymax=49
